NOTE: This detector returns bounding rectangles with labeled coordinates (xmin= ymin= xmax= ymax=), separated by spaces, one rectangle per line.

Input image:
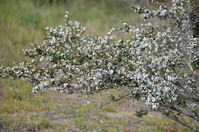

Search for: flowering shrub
xmin=0 ymin=0 xmax=199 ymax=131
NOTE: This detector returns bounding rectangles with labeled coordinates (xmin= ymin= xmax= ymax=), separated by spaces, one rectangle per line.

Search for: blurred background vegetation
xmin=0 ymin=0 xmax=194 ymax=131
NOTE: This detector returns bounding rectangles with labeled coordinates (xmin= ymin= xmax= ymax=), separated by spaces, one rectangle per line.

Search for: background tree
xmin=0 ymin=0 xmax=199 ymax=131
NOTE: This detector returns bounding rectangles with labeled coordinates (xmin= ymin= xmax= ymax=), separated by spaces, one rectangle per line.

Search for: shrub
xmin=0 ymin=0 xmax=199 ymax=131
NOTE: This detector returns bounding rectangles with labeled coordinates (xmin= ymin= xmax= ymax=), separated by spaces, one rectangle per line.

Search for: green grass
xmin=102 ymin=105 xmax=117 ymax=113
xmin=0 ymin=0 xmax=138 ymax=66
xmin=0 ymin=113 xmax=53 ymax=131
xmin=141 ymin=115 xmax=191 ymax=132
xmin=0 ymin=79 xmax=55 ymax=114
xmin=72 ymin=115 xmax=127 ymax=132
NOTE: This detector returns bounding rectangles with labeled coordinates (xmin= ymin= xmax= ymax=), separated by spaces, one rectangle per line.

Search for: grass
xmin=0 ymin=113 xmax=53 ymax=131
xmin=140 ymin=113 xmax=191 ymax=132
xmin=0 ymin=0 xmax=196 ymax=131
xmin=0 ymin=79 xmax=55 ymax=114
xmin=102 ymin=105 xmax=117 ymax=113
xmin=0 ymin=0 xmax=138 ymax=65
xmin=72 ymin=114 xmax=127 ymax=132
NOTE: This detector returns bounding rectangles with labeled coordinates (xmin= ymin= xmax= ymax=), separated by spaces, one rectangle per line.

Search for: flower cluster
xmin=0 ymin=0 xmax=199 ymax=130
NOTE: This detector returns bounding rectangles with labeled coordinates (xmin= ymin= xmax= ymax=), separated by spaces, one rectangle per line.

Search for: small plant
xmin=0 ymin=0 xmax=199 ymax=131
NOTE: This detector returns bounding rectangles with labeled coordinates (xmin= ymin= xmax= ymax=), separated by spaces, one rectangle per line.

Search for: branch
xmin=159 ymin=109 xmax=199 ymax=132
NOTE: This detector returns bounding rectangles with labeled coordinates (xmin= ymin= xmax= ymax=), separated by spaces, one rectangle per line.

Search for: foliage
xmin=0 ymin=0 xmax=199 ymax=131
